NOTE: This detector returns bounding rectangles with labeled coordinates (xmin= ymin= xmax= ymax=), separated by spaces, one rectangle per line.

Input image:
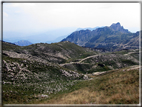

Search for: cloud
xmin=3 ymin=3 xmax=140 ymax=33
xmin=11 ymin=3 xmax=36 ymax=7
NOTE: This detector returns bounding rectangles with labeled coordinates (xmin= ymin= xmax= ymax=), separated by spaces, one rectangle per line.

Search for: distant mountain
xmin=110 ymin=22 xmax=130 ymax=33
xmin=76 ymin=26 xmax=102 ymax=31
xmin=3 ymin=27 xmax=77 ymax=43
xmin=62 ymin=22 xmax=140 ymax=51
xmin=14 ymin=40 xmax=32 ymax=46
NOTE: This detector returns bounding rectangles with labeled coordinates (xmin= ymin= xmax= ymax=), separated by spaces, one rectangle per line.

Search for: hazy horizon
xmin=3 ymin=3 xmax=140 ymax=43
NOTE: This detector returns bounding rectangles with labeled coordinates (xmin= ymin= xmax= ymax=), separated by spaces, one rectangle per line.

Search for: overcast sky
xmin=3 ymin=3 xmax=140 ymax=42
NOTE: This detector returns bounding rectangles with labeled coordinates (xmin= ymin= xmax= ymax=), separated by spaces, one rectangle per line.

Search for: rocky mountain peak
xmin=110 ymin=22 xmax=122 ymax=30
xmin=110 ymin=22 xmax=130 ymax=33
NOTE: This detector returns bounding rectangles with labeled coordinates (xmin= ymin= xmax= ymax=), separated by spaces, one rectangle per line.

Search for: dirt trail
xmin=124 ymin=52 xmax=137 ymax=56
xmin=60 ymin=51 xmax=138 ymax=67
xmin=60 ymin=54 xmax=101 ymax=66
xmin=125 ymin=65 xmax=140 ymax=71
xmin=92 ymin=65 xmax=140 ymax=76
xmin=78 ymin=54 xmax=101 ymax=63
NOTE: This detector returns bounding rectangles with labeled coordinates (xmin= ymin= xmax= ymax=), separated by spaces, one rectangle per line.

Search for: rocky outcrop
xmin=60 ymin=69 xmax=89 ymax=80
xmin=2 ymin=60 xmax=34 ymax=81
xmin=61 ymin=69 xmax=81 ymax=79
xmin=110 ymin=22 xmax=130 ymax=33
xmin=3 ymin=50 xmax=51 ymax=64
xmin=83 ymin=75 xmax=88 ymax=80
xmin=92 ymin=71 xmax=107 ymax=76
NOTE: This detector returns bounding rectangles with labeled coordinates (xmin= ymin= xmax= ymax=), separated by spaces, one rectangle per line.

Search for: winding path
xmin=60 ymin=51 xmax=138 ymax=67
xmin=60 ymin=54 xmax=102 ymax=66
xmin=78 ymin=54 xmax=102 ymax=63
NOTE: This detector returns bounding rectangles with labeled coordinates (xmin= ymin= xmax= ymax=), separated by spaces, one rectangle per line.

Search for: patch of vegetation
xmin=121 ymin=59 xmax=138 ymax=65
xmin=2 ymin=79 xmax=78 ymax=104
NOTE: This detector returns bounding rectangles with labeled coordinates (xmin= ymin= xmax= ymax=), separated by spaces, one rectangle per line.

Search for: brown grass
xmin=41 ymin=67 xmax=139 ymax=104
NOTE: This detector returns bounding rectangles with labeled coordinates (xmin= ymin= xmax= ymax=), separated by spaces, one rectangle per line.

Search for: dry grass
xmin=43 ymin=88 xmax=97 ymax=104
xmin=41 ymin=67 xmax=139 ymax=104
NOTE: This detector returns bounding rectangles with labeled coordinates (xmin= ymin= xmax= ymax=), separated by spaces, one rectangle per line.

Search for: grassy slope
xmin=41 ymin=67 xmax=139 ymax=104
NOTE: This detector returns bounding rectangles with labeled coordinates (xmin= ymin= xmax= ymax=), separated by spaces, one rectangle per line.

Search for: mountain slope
xmin=2 ymin=41 xmax=91 ymax=104
xmin=44 ymin=66 xmax=139 ymax=104
xmin=3 ymin=41 xmax=97 ymax=64
xmin=62 ymin=29 xmax=92 ymax=46
xmin=62 ymin=22 xmax=139 ymax=51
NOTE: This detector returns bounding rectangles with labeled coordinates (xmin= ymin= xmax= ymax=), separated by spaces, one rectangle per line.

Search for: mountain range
xmin=4 ymin=22 xmax=140 ymax=50
xmin=62 ymin=22 xmax=140 ymax=51
xmin=3 ymin=27 xmax=77 ymax=44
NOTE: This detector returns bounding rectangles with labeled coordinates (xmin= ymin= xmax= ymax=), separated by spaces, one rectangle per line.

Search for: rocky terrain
xmin=60 ymin=49 xmax=139 ymax=74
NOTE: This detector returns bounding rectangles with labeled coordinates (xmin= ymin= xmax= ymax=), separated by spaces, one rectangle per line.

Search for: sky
xmin=3 ymin=2 xmax=140 ymax=43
